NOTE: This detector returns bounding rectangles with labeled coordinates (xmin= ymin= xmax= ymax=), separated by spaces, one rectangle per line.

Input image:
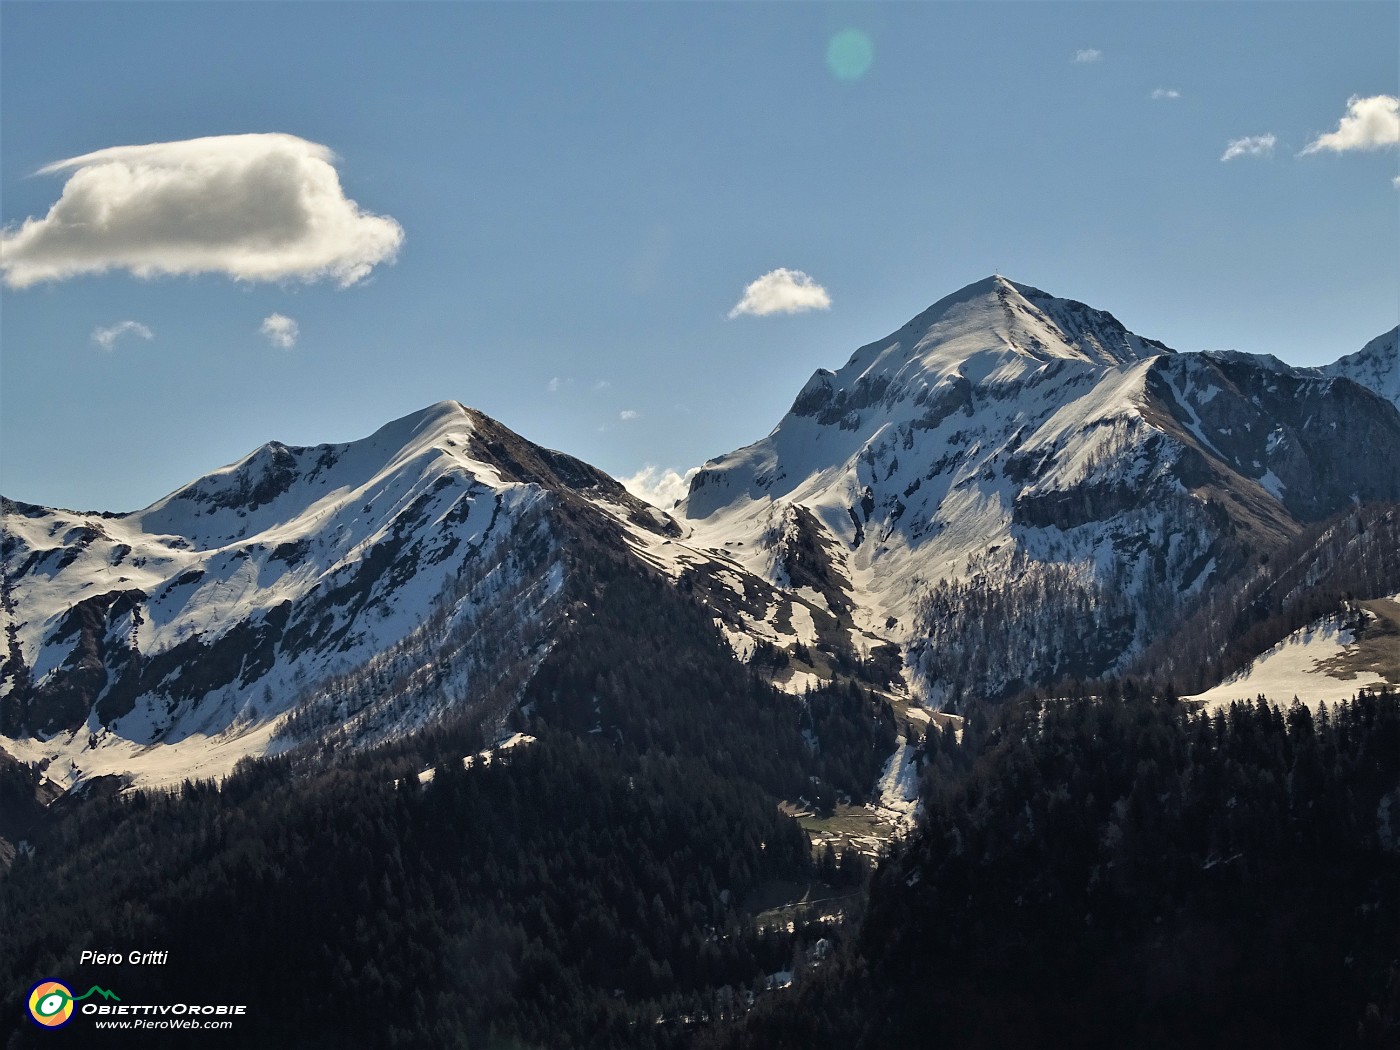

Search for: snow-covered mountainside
xmin=1186 ymin=595 xmax=1400 ymax=711
xmin=3 ymin=276 xmax=1394 ymax=785
xmin=1320 ymin=327 xmax=1400 ymax=410
xmin=0 ymin=401 xmax=674 ymax=787
xmin=679 ymin=276 xmax=1400 ymax=705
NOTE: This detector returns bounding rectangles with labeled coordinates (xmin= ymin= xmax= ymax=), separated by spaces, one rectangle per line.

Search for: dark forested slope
xmin=0 ymin=544 xmax=892 ymax=1049
xmin=714 ymin=688 xmax=1400 ymax=1050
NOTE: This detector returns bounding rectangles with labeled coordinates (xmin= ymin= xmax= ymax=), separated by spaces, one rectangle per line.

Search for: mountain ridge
xmin=677 ymin=277 xmax=1400 ymax=704
xmin=3 ymin=275 xmax=1397 ymax=785
xmin=0 ymin=399 xmax=680 ymax=787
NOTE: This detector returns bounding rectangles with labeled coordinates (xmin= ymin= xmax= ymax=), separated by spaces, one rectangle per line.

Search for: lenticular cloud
xmin=0 ymin=133 xmax=404 ymax=289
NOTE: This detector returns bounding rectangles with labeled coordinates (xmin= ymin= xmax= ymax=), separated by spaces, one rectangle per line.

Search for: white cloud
xmin=618 ymin=409 xmax=639 ymax=421
xmin=727 ymin=268 xmax=831 ymax=319
xmin=260 ymin=313 xmax=299 ymax=349
xmin=622 ymin=465 xmax=698 ymax=509
xmin=1394 ymin=175 xmax=1400 ymax=189
xmin=1072 ymin=49 xmax=1102 ymax=64
xmin=1151 ymin=88 xmax=1181 ymax=100
xmin=1221 ymin=134 xmax=1276 ymax=161
xmin=1301 ymin=95 xmax=1400 ymax=155
xmin=91 ymin=320 xmax=153 ymax=351
xmin=546 ymin=377 xmax=565 ymax=393
xmin=592 ymin=379 xmax=611 ymax=391
xmin=0 ymin=133 xmax=404 ymax=289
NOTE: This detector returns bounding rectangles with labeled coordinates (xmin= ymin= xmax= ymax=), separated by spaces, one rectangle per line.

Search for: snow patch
xmin=416 ymin=732 xmax=536 ymax=784
xmin=1187 ymin=613 xmax=1389 ymax=712
xmin=873 ymin=740 xmax=921 ymax=827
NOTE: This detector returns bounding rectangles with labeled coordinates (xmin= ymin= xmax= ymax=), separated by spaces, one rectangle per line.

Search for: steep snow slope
xmin=1320 ymin=327 xmax=1399 ymax=410
xmin=679 ymin=277 xmax=1400 ymax=705
xmin=684 ymin=279 xmax=1170 ymax=598
xmin=0 ymin=402 xmax=666 ymax=787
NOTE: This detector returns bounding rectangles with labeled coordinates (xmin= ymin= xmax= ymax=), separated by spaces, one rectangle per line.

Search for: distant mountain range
xmin=4 ymin=275 xmax=1397 ymax=787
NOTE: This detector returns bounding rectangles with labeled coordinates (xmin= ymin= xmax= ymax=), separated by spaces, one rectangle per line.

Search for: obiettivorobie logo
xmin=27 ymin=980 xmax=120 ymax=1029
xmin=24 ymin=977 xmax=247 ymax=1032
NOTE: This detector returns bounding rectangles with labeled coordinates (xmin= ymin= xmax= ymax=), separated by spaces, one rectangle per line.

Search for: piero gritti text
xmin=80 ymin=949 xmax=170 ymax=966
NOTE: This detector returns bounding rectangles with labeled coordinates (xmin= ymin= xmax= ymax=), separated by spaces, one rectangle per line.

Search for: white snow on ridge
xmin=2 ymin=401 xmax=565 ymax=786
xmin=676 ymin=278 xmax=1398 ymax=707
xmin=7 ymin=402 xmax=500 ymax=659
xmin=6 ymin=281 xmax=1392 ymax=790
xmin=1320 ymin=327 xmax=1400 ymax=411
xmin=678 ymin=277 xmax=1181 ymax=672
xmin=600 ymin=497 xmax=840 ymax=693
xmin=1186 ymin=609 xmax=1392 ymax=712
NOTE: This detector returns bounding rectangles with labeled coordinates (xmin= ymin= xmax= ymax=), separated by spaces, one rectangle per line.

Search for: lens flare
xmin=826 ymin=29 xmax=874 ymax=81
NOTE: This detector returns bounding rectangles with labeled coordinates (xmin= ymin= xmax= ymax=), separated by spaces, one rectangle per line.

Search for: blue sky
xmin=2 ymin=2 xmax=1396 ymax=511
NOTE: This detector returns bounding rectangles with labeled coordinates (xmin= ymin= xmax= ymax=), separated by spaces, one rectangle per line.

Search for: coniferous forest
xmin=0 ymin=550 xmax=893 ymax=1049
xmin=4 ymin=675 xmax=1396 ymax=1047
xmin=711 ymin=687 xmax=1400 ymax=1050
xmin=2 ymin=511 xmax=1398 ymax=1048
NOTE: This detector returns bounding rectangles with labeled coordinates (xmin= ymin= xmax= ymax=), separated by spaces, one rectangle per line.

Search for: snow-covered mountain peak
xmin=684 ymin=277 xmax=1175 ymax=524
xmin=0 ymin=398 xmax=660 ymax=786
xmin=828 ymin=275 xmax=1171 ymax=399
xmin=364 ymin=399 xmax=475 ymax=458
xmin=1321 ymin=326 xmax=1399 ymax=410
xmin=679 ymin=279 xmax=1400 ymax=706
xmin=126 ymin=400 xmax=486 ymax=547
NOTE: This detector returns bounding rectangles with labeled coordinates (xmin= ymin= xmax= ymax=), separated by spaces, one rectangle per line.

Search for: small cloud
xmin=91 ymin=320 xmax=152 ymax=351
xmin=618 ymin=409 xmax=639 ymax=422
xmin=1301 ymin=94 xmax=1400 ymax=155
xmin=1221 ymin=134 xmax=1276 ymax=162
xmin=592 ymin=379 xmax=611 ymax=391
xmin=622 ymin=465 xmax=699 ymax=509
xmin=1151 ymin=88 xmax=1181 ymax=100
xmin=546 ymin=377 xmax=564 ymax=393
xmin=0 ymin=133 xmax=403 ymax=289
xmin=260 ymin=313 xmax=299 ymax=349
xmin=1072 ymin=48 xmax=1102 ymax=64
xmin=1393 ymin=175 xmax=1400 ymax=189
xmin=728 ymin=268 xmax=831 ymax=319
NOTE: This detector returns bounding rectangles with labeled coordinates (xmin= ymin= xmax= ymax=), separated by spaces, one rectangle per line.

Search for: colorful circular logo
xmin=28 ymin=980 xmax=75 ymax=1028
